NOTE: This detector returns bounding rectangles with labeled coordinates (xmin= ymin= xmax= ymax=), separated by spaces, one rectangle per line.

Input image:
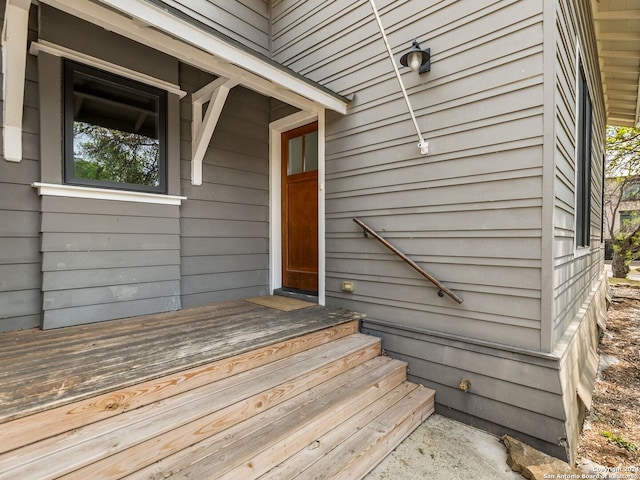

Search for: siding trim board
xmin=363 ymin=317 xmax=561 ymax=366
xmin=32 ymin=183 xmax=187 ymax=206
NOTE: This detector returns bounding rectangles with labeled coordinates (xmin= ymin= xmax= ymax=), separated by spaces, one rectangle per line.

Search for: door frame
xmin=269 ymin=110 xmax=325 ymax=305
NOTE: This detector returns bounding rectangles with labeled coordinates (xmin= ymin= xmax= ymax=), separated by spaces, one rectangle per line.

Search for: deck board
xmin=0 ymin=299 xmax=362 ymax=423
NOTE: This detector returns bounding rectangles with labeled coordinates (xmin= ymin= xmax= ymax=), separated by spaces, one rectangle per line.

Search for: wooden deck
xmin=0 ymin=298 xmax=360 ymax=423
xmin=0 ymin=297 xmax=434 ymax=479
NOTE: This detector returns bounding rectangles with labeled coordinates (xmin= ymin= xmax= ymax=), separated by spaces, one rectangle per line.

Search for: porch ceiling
xmin=37 ymin=0 xmax=349 ymax=115
xmin=591 ymin=0 xmax=640 ymax=126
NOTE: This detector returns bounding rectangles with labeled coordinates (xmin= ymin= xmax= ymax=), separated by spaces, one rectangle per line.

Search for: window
xmin=621 ymin=180 xmax=640 ymax=201
xmin=575 ymin=60 xmax=592 ymax=248
xmin=64 ymin=60 xmax=167 ymax=193
xmin=620 ymin=210 xmax=634 ymax=226
xmin=287 ymin=129 xmax=318 ymax=175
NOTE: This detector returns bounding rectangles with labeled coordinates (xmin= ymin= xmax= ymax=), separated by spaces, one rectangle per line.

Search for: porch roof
xmin=38 ymin=0 xmax=349 ymax=115
xmin=591 ymin=0 xmax=640 ymax=126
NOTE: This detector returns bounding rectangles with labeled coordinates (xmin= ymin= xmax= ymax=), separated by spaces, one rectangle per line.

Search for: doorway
xmin=281 ymin=122 xmax=318 ymax=293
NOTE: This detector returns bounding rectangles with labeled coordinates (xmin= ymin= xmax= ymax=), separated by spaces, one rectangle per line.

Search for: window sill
xmin=574 ymin=245 xmax=591 ymax=258
xmin=32 ymin=183 xmax=186 ymax=206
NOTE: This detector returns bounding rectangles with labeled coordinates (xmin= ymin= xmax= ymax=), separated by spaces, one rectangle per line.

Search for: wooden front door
xmin=282 ymin=122 xmax=318 ymax=292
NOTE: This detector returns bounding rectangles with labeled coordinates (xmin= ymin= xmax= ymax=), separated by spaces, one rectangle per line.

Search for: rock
xmin=502 ymin=435 xmax=583 ymax=480
xmin=598 ymin=354 xmax=621 ymax=380
xmin=580 ymin=458 xmax=608 ymax=477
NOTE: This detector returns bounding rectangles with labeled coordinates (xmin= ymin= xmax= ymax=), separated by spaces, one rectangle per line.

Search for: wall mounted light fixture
xmin=400 ymin=39 xmax=431 ymax=74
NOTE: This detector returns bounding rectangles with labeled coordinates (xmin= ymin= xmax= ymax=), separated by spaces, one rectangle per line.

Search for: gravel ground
xmin=577 ymin=283 xmax=640 ymax=470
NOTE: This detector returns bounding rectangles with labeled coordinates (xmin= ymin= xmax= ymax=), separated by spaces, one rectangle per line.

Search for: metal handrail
xmin=353 ymin=217 xmax=463 ymax=304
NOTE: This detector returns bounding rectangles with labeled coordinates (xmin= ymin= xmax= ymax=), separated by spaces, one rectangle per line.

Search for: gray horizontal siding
xmin=41 ymin=233 xmax=180 ymax=252
xmin=179 ymin=64 xmax=270 ymax=308
xmin=43 ymin=297 xmax=181 ymax=330
xmin=362 ymin=321 xmax=568 ymax=459
xmin=40 ymin=197 xmax=182 ymax=329
xmin=158 ymin=0 xmax=270 ymax=57
xmin=552 ymin=0 xmax=606 ymax=345
xmin=0 ymin=1 xmax=42 ymax=332
xmin=273 ymin=0 xmax=545 ymax=350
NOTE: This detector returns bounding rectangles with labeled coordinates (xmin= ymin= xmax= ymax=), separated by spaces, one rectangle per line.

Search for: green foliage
xmin=606 ymin=124 xmax=640 ymax=278
xmin=600 ymin=431 xmax=638 ymax=452
xmin=73 ymin=122 xmax=160 ymax=187
xmin=607 ymin=125 xmax=640 ymax=177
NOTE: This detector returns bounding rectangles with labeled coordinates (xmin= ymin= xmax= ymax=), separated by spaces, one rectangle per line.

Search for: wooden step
xmin=285 ymin=384 xmax=435 ymax=480
xmin=129 ymin=356 xmax=408 ymax=480
xmin=0 ymin=333 xmax=380 ymax=479
xmin=258 ymin=382 xmax=432 ymax=480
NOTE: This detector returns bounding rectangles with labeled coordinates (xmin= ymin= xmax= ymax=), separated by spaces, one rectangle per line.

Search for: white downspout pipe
xmin=368 ymin=0 xmax=429 ymax=155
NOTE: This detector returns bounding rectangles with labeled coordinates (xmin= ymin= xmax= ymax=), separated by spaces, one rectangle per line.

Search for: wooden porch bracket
xmin=191 ymin=77 xmax=238 ymax=185
xmin=1 ymin=0 xmax=31 ymax=162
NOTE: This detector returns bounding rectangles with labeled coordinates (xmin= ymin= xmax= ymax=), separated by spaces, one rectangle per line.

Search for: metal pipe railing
xmin=353 ymin=217 xmax=463 ymax=304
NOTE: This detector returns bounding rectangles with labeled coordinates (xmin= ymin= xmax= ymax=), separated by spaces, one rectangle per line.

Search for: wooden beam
xmin=1 ymin=0 xmax=31 ymax=162
xmin=608 ymin=116 xmax=637 ymax=124
xmin=594 ymin=9 xmax=640 ymax=20
xmin=191 ymin=78 xmax=238 ymax=186
xmin=607 ymin=101 xmax=636 ymax=112
xmin=608 ymin=92 xmax=638 ymax=102
xmin=598 ymin=32 xmax=640 ymax=42
xmin=600 ymin=50 xmax=640 ymax=60
xmin=604 ymin=74 xmax=640 ymax=84
xmin=602 ymin=65 xmax=640 ymax=74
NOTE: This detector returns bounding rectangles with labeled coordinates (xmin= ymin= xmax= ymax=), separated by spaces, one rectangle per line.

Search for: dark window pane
xmin=64 ymin=60 xmax=166 ymax=193
xmin=576 ymin=61 xmax=592 ymax=248
xmin=621 ymin=211 xmax=633 ymax=225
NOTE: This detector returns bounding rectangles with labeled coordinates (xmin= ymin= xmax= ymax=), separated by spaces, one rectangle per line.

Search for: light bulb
xmin=408 ymin=51 xmax=422 ymax=72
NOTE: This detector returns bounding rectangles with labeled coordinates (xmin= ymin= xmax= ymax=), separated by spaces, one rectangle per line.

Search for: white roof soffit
xmin=38 ymin=0 xmax=348 ymax=115
xmin=591 ymin=0 xmax=640 ymax=126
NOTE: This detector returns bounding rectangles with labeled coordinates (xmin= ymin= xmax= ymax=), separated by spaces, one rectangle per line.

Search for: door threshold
xmin=273 ymin=288 xmax=318 ymax=304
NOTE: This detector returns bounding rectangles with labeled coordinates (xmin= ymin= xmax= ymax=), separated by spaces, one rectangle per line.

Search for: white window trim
xmin=32 ymin=182 xmax=186 ymax=205
xmin=269 ymin=110 xmax=326 ymax=305
xmin=575 ymin=246 xmax=591 ymax=258
xmin=29 ymin=40 xmax=187 ymax=99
